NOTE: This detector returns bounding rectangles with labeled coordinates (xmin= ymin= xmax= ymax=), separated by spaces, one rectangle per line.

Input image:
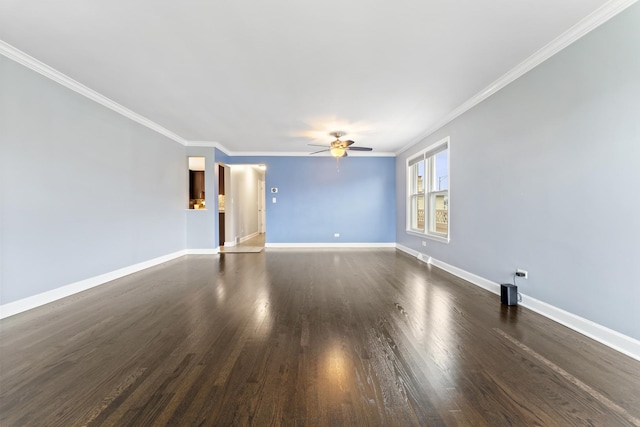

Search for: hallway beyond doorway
xmin=220 ymin=233 xmax=265 ymax=253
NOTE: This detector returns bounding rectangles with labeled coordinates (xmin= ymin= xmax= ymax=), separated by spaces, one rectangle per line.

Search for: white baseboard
xmin=185 ymin=248 xmax=219 ymax=255
xmin=519 ymin=295 xmax=640 ymax=362
xmin=265 ymin=242 xmax=397 ymax=248
xmin=239 ymin=232 xmax=259 ymax=243
xmin=0 ymin=250 xmax=187 ymax=319
xmin=396 ymin=244 xmax=640 ymax=361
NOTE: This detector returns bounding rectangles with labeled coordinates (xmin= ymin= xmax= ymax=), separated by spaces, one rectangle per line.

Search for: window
xmin=407 ymin=137 xmax=449 ymax=242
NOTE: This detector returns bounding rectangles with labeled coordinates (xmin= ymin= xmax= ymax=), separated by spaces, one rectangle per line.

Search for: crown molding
xmin=186 ymin=140 xmax=229 ymax=155
xmin=0 ymin=40 xmax=188 ymax=146
xmin=233 ymin=151 xmax=313 ymax=157
xmin=233 ymin=151 xmax=397 ymax=157
xmin=396 ymin=0 xmax=639 ymax=155
xmin=187 ymin=141 xmax=221 ymax=148
xmin=1 ymin=38 xmax=392 ymax=158
xmin=6 ymin=0 xmax=634 ymax=156
xmin=186 ymin=141 xmax=396 ymax=157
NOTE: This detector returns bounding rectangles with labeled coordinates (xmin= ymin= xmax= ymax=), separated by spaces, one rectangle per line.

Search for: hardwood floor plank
xmin=1 ymin=249 xmax=639 ymax=426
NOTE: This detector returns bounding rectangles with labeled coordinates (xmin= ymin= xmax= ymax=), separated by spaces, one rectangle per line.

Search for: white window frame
xmin=406 ymin=136 xmax=450 ymax=243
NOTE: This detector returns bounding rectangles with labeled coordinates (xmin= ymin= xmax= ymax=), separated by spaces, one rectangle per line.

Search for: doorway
xmin=258 ymin=178 xmax=266 ymax=234
xmin=218 ymin=164 xmax=226 ymax=247
xmin=219 ymin=163 xmax=266 ymax=253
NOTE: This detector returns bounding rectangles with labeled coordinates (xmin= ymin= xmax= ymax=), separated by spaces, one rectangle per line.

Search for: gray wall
xmin=397 ymin=4 xmax=640 ymax=340
xmin=0 ymin=56 xmax=187 ymax=305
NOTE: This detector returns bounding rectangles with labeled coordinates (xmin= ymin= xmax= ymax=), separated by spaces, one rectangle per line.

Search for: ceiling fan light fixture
xmin=330 ymin=147 xmax=346 ymax=157
xmin=308 ymin=131 xmax=371 ymax=161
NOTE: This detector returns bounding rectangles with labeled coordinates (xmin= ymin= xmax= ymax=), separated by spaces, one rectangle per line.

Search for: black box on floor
xmin=501 ymin=284 xmax=518 ymax=305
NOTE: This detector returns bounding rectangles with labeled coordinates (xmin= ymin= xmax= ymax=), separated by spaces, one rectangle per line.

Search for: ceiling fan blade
xmin=344 ymin=140 xmax=355 ymax=147
xmin=347 ymin=146 xmax=373 ymax=151
xmin=342 ymin=151 xmax=348 ymax=157
xmin=310 ymin=149 xmax=330 ymax=155
xmin=308 ymin=143 xmax=330 ymax=147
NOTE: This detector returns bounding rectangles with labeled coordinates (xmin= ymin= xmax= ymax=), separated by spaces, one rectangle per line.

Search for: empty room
xmin=1 ymin=0 xmax=639 ymax=425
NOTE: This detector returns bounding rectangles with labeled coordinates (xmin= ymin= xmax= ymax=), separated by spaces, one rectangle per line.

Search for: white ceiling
xmin=0 ymin=0 xmax=616 ymax=154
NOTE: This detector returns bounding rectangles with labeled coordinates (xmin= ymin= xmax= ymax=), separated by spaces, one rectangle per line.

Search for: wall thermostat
xmin=270 ymin=187 xmax=278 ymax=193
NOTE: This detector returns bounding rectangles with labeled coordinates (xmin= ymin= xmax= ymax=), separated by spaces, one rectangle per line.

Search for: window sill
xmin=406 ymin=230 xmax=450 ymax=244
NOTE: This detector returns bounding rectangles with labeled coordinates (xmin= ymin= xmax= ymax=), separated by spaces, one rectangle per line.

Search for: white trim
xmin=266 ymin=242 xmax=396 ymax=248
xmin=406 ymin=230 xmax=450 ymax=244
xmin=406 ymin=138 xmax=449 ymax=164
xmin=187 ymin=140 xmax=225 ymax=149
xmin=395 ymin=244 xmax=640 ymax=361
xmin=0 ymin=250 xmax=187 ymax=319
xmin=187 ymin=143 xmax=396 ymax=158
xmin=519 ymin=294 xmax=640 ymax=362
xmin=239 ymin=232 xmax=259 ymax=243
xmin=185 ymin=248 xmax=219 ymax=255
xmin=241 ymin=151 xmax=395 ymax=157
xmin=405 ymin=137 xmax=450 ymax=242
xmin=396 ymin=244 xmax=420 ymax=258
xmin=1 ymin=39 xmax=394 ymax=159
xmin=396 ymin=0 xmax=639 ymax=154
xmin=3 ymin=0 xmax=635 ymax=158
xmin=0 ymin=41 xmax=188 ymax=147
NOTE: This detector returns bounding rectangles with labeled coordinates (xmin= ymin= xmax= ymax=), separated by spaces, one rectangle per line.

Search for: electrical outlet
xmin=421 ymin=241 xmax=426 ymax=247
xmin=516 ymin=269 xmax=528 ymax=279
xmin=334 ymin=233 xmax=340 ymax=238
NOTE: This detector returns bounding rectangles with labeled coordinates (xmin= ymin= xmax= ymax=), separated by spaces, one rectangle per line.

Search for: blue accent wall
xmin=215 ymin=148 xmax=230 ymax=164
xmin=225 ymin=156 xmax=395 ymax=243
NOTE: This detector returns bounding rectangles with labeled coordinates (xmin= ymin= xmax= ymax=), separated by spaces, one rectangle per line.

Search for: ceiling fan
xmin=309 ymin=132 xmax=373 ymax=158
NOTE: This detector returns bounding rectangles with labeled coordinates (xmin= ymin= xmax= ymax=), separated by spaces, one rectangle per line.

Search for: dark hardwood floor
xmin=1 ymin=249 xmax=639 ymax=426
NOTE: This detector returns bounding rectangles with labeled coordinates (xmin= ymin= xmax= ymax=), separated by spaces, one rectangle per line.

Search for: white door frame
xmin=258 ymin=178 xmax=266 ymax=233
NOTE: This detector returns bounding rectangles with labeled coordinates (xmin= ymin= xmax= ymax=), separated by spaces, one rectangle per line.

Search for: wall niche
xmin=188 ymin=157 xmax=206 ymax=209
